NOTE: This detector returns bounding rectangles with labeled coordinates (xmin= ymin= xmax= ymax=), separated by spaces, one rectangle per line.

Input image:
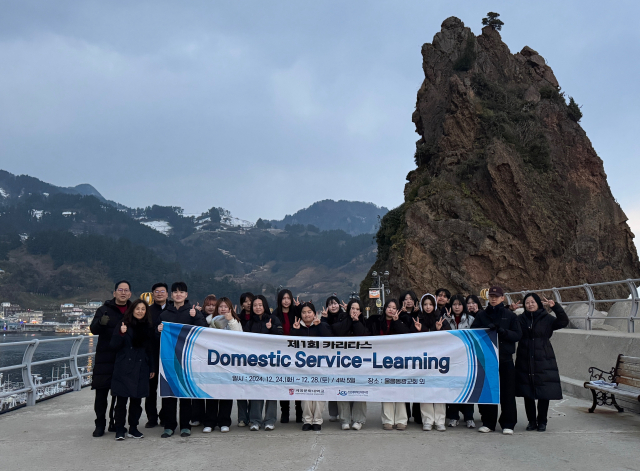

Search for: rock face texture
xmin=362 ymin=17 xmax=640 ymax=302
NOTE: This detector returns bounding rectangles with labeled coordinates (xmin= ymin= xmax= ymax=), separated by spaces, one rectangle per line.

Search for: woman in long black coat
xmin=110 ymin=299 xmax=155 ymax=441
xmin=515 ymin=293 xmax=569 ymax=432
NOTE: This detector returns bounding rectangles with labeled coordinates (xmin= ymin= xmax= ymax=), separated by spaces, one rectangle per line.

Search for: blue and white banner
xmin=159 ymin=322 xmax=499 ymax=403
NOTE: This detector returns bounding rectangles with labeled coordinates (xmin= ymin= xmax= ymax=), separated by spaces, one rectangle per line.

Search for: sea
xmin=1 ymin=332 xmax=95 ymax=386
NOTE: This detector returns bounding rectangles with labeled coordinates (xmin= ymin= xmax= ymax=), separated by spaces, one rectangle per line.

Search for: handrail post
xmin=625 ymin=279 xmax=639 ymax=334
xmin=21 ymin=340 xmax=39 ymax=406
xmin=505 ymin=293 xmax=513 ymax=305
xmin=584 ymin=284 xmax=595 ymax=331
xmin=552 ymin=288 xmax=562 ymax=304
xmin=69 ymin=336 xmax=84 ymax=391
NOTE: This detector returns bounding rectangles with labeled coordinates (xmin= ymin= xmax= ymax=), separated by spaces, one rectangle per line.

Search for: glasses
xmin=116 ymin=289 xmax=131 ymax=293
xmin=153 ymin=290 xmax=167 ymax=295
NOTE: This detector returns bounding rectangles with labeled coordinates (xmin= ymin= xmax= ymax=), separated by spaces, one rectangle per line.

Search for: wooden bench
xmin=584 ymin=354 xmax=640 ymax=413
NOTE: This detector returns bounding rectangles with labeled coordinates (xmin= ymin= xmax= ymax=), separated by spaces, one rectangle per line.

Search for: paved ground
xmin=1 ymin=389 xmax=640 ymax=471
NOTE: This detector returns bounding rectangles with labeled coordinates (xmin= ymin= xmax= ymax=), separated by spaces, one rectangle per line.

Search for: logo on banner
xmin=337 ymin=390 xmax=348 ymax=396
xmin=289 ymin=389 xmax=295 ymax=395
xmin=338 ymin=390 xmax=369 ymax=397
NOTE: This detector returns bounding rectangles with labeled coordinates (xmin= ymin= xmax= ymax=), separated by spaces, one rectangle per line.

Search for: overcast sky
xmin=0 ymin=1 xmax=638 ymax=234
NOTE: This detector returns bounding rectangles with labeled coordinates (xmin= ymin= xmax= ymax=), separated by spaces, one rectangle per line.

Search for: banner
xmin=159 ymin=322 xmax=500 ymax=404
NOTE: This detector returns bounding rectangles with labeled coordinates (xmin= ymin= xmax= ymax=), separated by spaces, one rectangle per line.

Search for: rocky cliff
xmin=361 ymin=17 xmax=640 ymax=302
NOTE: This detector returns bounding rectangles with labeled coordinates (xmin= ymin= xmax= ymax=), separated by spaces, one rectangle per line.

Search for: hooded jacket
xmin=332 ymin=311 xmax=370 ymax=337
xmin=515 ymin=293 xmax=569 ymax=400
xmin=89 ymin=298 xmax=131 ymax=389
xmin=418 ymin=293 xmax=451 ymax=332
xmin=471 ymin=302 xmax=522 ymax=361
xmin=324 ymin=296 xmax=345 ymax=325
xmin=110 ymin=320 xmax=155 ymax=398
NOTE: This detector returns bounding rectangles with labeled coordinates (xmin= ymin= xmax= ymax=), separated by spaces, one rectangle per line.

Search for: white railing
xmin=504 ymin=278 xmax=640 ymax=333
xmin=0 ymin=336 xmax=94 ymax=407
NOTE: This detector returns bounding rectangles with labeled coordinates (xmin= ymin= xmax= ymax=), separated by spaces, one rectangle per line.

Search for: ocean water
xmin=0 ymin=332 xmax=95 ymax=385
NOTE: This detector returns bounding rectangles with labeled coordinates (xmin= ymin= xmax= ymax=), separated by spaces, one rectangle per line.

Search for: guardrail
xmin=0 ymin=336 xmax=94 ymax=407
xmin=504 ymin=278 xmax=640 ymax=333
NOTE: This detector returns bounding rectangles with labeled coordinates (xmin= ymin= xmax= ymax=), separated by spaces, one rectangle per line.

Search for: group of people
xmin=90 ymin=280 xmax=569 ymax=441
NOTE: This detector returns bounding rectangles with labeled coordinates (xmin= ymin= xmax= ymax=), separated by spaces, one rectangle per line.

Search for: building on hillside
xmin=16 ymin=311 xmax=44 ymax=324
xmin=1 ymin=303 xmax=22 ymax=318
xmin=60 ymin=303 xmax=75 ymax=313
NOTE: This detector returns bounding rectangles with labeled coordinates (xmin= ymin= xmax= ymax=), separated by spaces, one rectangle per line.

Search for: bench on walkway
xmin=584 ymin=354 xmax=640 ymax=413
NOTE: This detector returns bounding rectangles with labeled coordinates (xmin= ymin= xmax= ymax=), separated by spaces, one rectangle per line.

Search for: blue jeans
xmin=249 ymin=400 xmax=277 ymax=427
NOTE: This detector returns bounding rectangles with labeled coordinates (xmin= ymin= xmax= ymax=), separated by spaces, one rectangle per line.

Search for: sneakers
xmin=202 ymin=427 xmax=213 ymax=433
xmin=423 ymin=423 xmax=432 ymax=431
xmin=144 ymin=421 xmax=158 ymax=429
xmin=502 ymin=428 xmax=514 ymax=435
xmin=329 ymin=416 xmax=339 ymax=422
xmin=466 ymin=420 xmax=476 ymax=429
xmin=115 ymin=430 xmax=126 ymax=441
xmin=161 ymin=429 xmax=173 ymax=438
xmin=341 ymin=424 xmax=351 ymax=430
xmin=220 ymin=426 xmax=230 ymax=433
xmin=265 ymin=424 xmax=275 ymax=431
xmin=383 ymin=424 xmax=394 ymax=430
xmin=302 ymin=424 xmax=312 ymax=431
xmin=312 ymin=424 xmax=321 ymax=431
xmin=92 ymin=426 xmax=105 ymax=437
xmin=250 ymin=424 xmax=259 ymax=431
xmin=189 ymin=420 xmax=200 ymax=426
xmin=448 ymin=419 xmax=459 ymax=427
xmin=237 ymin=421 xmax=247 ymax=427
xmin=351 ymin=422 xmax=362 ymax=431
xmin=436 ymin=424 xmax=446 ymax=432
xmin=180 ymin=428 xmax=191 ymax=437
xmin=478 ymin=426 xmax=492 ymax=433
xmin=396 ymin=424 xmax=406 ymax=431
xmin=127 ymin=427 xmax=144 ymax=439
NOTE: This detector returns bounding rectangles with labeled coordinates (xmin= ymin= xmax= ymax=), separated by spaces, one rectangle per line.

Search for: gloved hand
xmin=497 ymin=327 xmax=506 ymax=337
xmin=487 ymin=323 xmax=497 ymax=331
xmin=99 ymin=314 xmax=110 ymax=326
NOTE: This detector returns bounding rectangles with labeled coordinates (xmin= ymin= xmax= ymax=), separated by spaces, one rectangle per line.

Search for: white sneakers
xmin=250 ymin=424 xmax=259 ymax=431
xmin=329 ymin=416 xmax=339 ymax=422
xmin=220 ymin=426 xmax=230 ymax=433
xmin=436 ymin=424 xmax=446 ymax=432
xmin=237 ymin=421 xmax=246 ymax=427
xmin=265 ymin=424 xmax=275 ymax=431
xmin=341 ymin=424 xmax=351 ymax=430
xmin=478 ymin=426 xmax=492 ymax=433
xmin=351 ymin=422 xmax=362 ymax=431
xmin=202 ymin=427 xmax=212 ymax=433
xmin=502 ymin=428 xmax=514 ymax=435
xmin=466 ymin=420 xmax=476 ymax=428
xmin=448 ymin=419 xmax=459 ymax=427
xmin=423 ymin=423 xmax=432 ymax=431
xmin=189 ymin=420 xmax=201 ymax=426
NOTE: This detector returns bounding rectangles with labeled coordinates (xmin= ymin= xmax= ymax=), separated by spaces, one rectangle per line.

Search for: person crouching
xmin=290 ymin=302 xmax=332 ymax=431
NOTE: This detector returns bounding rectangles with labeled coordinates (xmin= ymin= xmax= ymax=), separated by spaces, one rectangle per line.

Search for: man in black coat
xmin=471 ymin=286 xmax=522 ymax=435
xmin=144 ymin=282 xmax=170 ymax=429
xmin=89 ymin=280 xmax=132 ymax=437
xmin=157 ymin=281 xmax=207 ymax=438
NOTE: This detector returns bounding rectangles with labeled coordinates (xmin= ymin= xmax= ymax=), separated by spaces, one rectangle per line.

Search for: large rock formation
xmin=361 ymin=17 xmax=640 ymax=302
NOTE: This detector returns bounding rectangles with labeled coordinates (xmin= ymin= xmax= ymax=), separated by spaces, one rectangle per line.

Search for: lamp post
xmin=370 ymin=270 xmax=390 ymax=315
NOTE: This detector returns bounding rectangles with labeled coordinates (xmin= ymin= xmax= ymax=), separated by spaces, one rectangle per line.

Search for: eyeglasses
xmin=153 ymin=290 xmax=167 ymax=295
xmin=116 ymin=289 xmax=131 ymax=294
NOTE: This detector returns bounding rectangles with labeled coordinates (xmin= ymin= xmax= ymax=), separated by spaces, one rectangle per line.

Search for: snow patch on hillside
xmin=141 ymin=220 xmax=172 ymax=236
xmin=0 ymin=187 xmax=8 ymax=198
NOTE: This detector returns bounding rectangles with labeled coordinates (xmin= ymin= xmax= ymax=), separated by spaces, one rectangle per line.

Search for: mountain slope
xmin=0 ymin=170 xmax=109 ymax=204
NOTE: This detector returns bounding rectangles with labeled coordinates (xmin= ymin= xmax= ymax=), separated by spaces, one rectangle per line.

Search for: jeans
xmin=338 ymin=401 xmax=367 ymax=425
xmin=249 ymin=400 xmax=277 ymax=427
xmin=237 ymin=400 xmax=250 ymax=424
xmin=478 ymin=359 xmax=517 ymax=430
xmin=524 ymin=398 xmax=549 ymax=425
xmin=94 ymin=388 xmax=116 ymax=428
xmin=114 ymin=396 xmax=142 ymax=431
xmin=162 ymin=397 xmax=192 ymax=432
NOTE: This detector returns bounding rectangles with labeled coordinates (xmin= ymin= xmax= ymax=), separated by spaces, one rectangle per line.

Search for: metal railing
xmin=504 ymin=278 xmax=640 ymax=333
xmin=0 ymin=336 xmax=94 ymax=406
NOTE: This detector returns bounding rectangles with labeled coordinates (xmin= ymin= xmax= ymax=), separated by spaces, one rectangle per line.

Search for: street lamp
xmin=370 ymin=270 xmax=390 ymax=315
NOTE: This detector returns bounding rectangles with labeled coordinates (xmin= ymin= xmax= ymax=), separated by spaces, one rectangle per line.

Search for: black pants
xmin=524 ymin=398 xmax=549 ymax=425
xmin=280 ymin=400 xmax=303 ymax=420
xmin=447 ymin=403 xmax=475 ymax=421
xmin=161 ymin=397 xmax=192 ymax=432
xmin=145 ymin=374 xmax=159 ymax=424
xmin=114 ymin=396 xmax=142 ymax=431
xmin=193 ymin=399 xmax=233 ymax=428
xmin=191 ymin=398 xmax=205 ymax=423
xmin=94 ymin=388 xmax=116 ymax=428
xmin=405 ymin=403 xmax=422 ymax=424
xmin=478 ymin=359 xmax=517 ymax=431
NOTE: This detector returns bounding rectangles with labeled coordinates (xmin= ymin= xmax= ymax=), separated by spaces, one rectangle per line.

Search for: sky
xmin=0 ymin=0 xmax=638 ymax=235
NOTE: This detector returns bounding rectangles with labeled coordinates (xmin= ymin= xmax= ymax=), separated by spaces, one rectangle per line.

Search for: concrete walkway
xmin=1 ymin=389 xmax=640 ymax=471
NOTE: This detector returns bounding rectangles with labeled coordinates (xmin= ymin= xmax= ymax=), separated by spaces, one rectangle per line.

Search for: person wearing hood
xmin=332 ymin=299 xmax=370 ymax=430
xmin=417 ymin=293 xmax=448 ymax=431
xmin=110 ymin=299 xmax=155 ymax=441
xmin=157 ymin=281 xmax=207 ymax=438
xmin=323 ymin=295 xmax=346 ymax=421
xmin=273 ymin=289 xmax=303 ymax=424
xmin=236 ymin=292 xmax=254 ymax=427
xmin=291 ymin=302 xmax=332 ymax=430
xmin=244 ymin=295 xmax=283 ymax=431
xmin=367 ymin=299 xmax=410 ymax=430
xmin=90 ymin=280 xmax=132 ymax=437
xmin=445 ymin=294 xmax=476 ymax=428
xmin=515 ymin=293 xmax=569 ymax=432
xmin=471 ymin=286 xmax=522 ymax=435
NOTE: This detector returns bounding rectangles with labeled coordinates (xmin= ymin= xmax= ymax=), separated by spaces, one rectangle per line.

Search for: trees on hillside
xmin=482 ymin=12 xmax=504 ymax=31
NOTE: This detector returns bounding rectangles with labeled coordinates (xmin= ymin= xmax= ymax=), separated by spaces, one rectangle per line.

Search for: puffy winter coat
xmin=244 ymin=313 xmax=283 ymax=335
xmin=207 ymin=314 xmax=243 ymax=331
xmin=148 ymin=301 xmax=170 ymax=374
xmin=515 ymin=304 xmax=569 ymax=400
xmin=109 ymin=322 xmax=155 ymax=398
xmin=89 ymin=299 xmax=130 ymax=389
xmin=367 ymin=315 xmax=409 ymax=336
xmin=291 ymin=318 xmax=332 ymax=337
xmin=471 ymin=303 xmax=522 ymax=362
xmin=332 ymin=312 xmax=370 ymax=336
xmin=159 ymin=301 xmax=207 ymax=327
